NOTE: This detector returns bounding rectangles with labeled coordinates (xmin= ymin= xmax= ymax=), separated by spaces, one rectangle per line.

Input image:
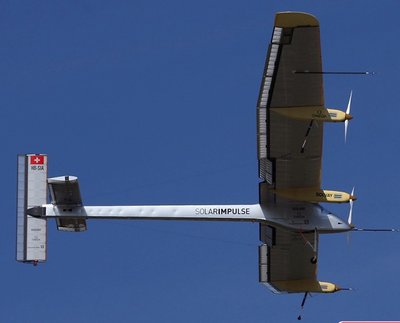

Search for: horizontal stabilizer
xmin=56 ymin=218 xmax=87 ymax=232
xmin=48 ymin=176 xmax=87 ymax=232
xmin=48 ymin=176 xmax=82 ymax=206
xmin=16 ymin=154 xmax=48 ymax=264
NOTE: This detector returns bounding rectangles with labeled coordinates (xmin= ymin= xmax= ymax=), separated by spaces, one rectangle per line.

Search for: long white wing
xmin=257 ymin=12 xmax=327 ymax=294
xmin=257 ymin=12 xmax=324 ymax=190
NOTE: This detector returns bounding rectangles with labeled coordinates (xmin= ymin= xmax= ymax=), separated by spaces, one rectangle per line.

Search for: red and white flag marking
xmin=30 ymin=155 xmax=45 ymax=165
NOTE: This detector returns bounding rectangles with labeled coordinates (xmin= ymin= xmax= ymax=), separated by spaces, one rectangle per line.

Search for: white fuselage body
xmin=42 ymin=202 xmax=351 ymax=233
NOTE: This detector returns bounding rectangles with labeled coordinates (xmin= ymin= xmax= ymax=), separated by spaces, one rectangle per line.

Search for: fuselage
xmin=40 ymin=202 xmax=352 ymax=234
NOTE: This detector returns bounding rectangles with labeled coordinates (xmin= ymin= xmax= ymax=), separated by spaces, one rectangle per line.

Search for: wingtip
xmin=275 ymin=12 xmax=319 ymax=28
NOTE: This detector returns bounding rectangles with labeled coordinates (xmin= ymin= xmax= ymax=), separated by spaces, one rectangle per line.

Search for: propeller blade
xmin=346 ymin=231 xmax=351 ymax=246
xmin=346 ymin=91 xmax=353 ymax=115
xmin=348 ymin=200 xmax=353 ymax=225
xmin=344 ymin=91 xmax=353 ymax=143
xmin=347 ymin=187 xmax=355 ymax=225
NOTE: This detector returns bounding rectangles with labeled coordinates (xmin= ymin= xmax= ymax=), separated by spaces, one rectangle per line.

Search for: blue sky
xmin=2 ymin=1 xmax=400 ymax=322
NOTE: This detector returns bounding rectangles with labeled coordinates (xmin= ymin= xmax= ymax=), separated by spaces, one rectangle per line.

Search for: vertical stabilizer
xmin=16 ymin=154 xmax=48 ymax=264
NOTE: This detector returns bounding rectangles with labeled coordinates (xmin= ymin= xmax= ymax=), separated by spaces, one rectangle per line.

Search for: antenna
xmin=292 ymin=70 xmax=375 ymax=75
xmin=353 ymin=228 xmax=399 ymax=232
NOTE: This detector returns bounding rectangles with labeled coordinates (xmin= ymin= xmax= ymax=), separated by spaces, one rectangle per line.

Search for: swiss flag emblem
xmin=30 ymin=155 xmax=45 ymax=165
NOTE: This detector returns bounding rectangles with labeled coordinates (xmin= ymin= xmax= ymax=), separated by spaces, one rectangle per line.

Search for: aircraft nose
xmin=328 ymin=214 xmax=352 ymax=231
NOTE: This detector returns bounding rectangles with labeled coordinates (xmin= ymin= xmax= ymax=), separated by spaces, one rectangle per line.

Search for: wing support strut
xmin=300 ymin=228 xmax=318 ymax=264
xmin=300 ymin=120 xmax=314 ymax=154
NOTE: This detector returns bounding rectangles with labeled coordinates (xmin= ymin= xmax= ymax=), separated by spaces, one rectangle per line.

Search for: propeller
xmin=344 ymin=91 xmax=353 ymax=143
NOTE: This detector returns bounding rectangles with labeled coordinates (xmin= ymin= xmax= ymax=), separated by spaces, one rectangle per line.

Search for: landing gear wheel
xmin=310 ymin=256 xmax=317 ymax=264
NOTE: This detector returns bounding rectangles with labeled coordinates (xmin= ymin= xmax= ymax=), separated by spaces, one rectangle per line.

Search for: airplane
xmin=15 ymin=12 xmax=392 ymax=319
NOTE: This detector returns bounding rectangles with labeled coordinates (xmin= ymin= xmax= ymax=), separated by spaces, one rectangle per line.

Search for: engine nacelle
xmin=270 ymin=106 xmax=352 ymax=122
xmin=271 ymin=280 xmax=342 ymax=293
xmin=273 ymin=188 xmax=356 ymax=203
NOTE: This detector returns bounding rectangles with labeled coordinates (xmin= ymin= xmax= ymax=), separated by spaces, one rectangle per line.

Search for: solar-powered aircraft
xmin=16 ymin=12 xmax=388 ymax=318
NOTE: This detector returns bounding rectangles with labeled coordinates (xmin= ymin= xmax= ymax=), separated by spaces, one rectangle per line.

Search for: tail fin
xmin=16 ymin=154 xmax=48 ymax=264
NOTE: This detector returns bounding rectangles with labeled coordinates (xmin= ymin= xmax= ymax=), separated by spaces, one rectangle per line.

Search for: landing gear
xmin=300 ymin=228 xmax=318 ymax=264
xmin=297 ymin=292 xmax=309 ymax=320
